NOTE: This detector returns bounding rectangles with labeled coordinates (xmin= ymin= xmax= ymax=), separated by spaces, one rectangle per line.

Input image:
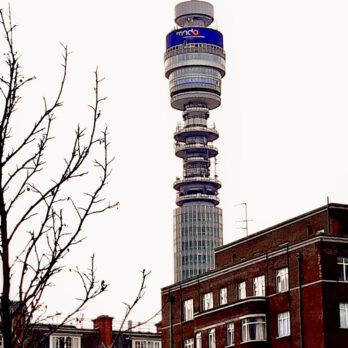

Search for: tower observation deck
xmin=164 ymin=0 xmax=225 ymax=282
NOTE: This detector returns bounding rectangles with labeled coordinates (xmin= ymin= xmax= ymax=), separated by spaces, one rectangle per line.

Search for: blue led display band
xmin=166 ymin=27 xmax=223 ymax=49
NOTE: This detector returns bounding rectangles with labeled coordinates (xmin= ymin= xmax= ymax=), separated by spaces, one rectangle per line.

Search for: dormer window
xmin=50 ymin=335 xmax=81 ymax=348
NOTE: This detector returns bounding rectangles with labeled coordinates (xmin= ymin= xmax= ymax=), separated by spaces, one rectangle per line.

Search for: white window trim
xmin=203 ymin=292 xmax=213 ymax=311
xmin=208 ymin=328 xmax=216 ymax=348
xmin=253 ymin=275 xmax=265 ymax=296
xmin=241 ymin=316 xmax=267 ymax=343
xmin=196 ymin=332 xmax=202 ymax=348
xmin=238 ymin=281 xmax=246 ymax=300
xmin=239 ymin=313 xmax=266 ymax=320
xmin=277 ymin=311 xmax=291 ymax=338
xmin=184 ymin=338 xmax=194 ymax=348
xmin=276 ymin=267 xmax=289 ymax=293
xmin=338 ymin=257 xmax=348 ymax=282
xmin=49 ymin=335 xmax=81 ymax=348
xmin=133 ymin=341 xmax=162 ymax=348
xmin=183 ymin=298 xmax=194 ymax=321
xmin=340 ymin=302 xmax=348 ymax=329
xmin=220 ymin=287 xmax=227 ymax=305
xmin=226 ymin=322 xmax=234 ymax=347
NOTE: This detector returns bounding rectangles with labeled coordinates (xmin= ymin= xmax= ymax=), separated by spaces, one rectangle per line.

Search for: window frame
xmin=208 ymin=328 xmax=216 ymax=348
xmin=340 ymin=302 xmax=348 ymax=328
xmin=135 ymin=342 xmax=146 ymax=348
xmin=220 ymin=287 xmax=228 ymax=305
xmin=241 ymin=315 xmax=267 ymax=343
xmin=184 ymin=338 xmax=194 ymax=348
xmin=202 ymin=292 xmax=213 ymax=311
xmin=338 ymin=257 xmax=348 ymax=281
xmin=226 ymin=322 xmax=234 ymax=346
xmin=276 ymin=267 xmax=289 ymax=293
xmin=195 ymin=332 xmax=202 ymax=348
xmin=277 ymin=311 xmax=291 ymax=337
xmin=183 ymin=298 xmax=194 ymax=321
xmin=237 ymin=281 xmax=246 ymax=300
xmin=50 ymin=335 xmax=81 ymax=348
xmin=133 ymin=341 xmax=161 ymax=348
xmin=253 ymin=275 xmax=265 ymax=297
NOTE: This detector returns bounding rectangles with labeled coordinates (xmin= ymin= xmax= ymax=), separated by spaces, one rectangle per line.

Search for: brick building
xmin=160 ymin=203 xmax=348 ymax=347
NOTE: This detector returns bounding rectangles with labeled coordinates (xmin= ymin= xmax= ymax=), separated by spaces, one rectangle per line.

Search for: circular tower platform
xmin=175 ymin=1 xmax=214 ymax=27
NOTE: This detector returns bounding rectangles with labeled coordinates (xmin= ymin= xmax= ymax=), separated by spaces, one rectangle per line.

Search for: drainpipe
xmin=286 ymin=245 xmax=293 ymax=348
xmin=170 ymin=294 xmax=175 ymax=348
xmin=180 ymin=287 xmax=183 ymax=347
xmin=297 ymin=252 xmax=304 ymax=348
xmin=265 ymin=252 xmax=270 ymax=343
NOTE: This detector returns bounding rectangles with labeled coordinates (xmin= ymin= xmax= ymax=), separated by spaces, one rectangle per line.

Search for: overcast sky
xmin=3 ymin=0 xmax=348 ymax=325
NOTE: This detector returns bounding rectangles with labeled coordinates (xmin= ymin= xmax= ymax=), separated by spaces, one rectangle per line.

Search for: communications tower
xmin=164 ymin=0 xmax=226 ymax=281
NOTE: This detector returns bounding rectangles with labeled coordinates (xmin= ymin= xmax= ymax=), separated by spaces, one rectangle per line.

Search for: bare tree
xmin=0 ymin=8 xmax=121 ymax=348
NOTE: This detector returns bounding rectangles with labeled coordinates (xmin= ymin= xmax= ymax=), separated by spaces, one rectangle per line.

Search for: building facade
xmin=0 ymin=315 xmax=161 ymax=348
xmin=160 ymin=203 xmax=348 ymax=347
xmin=164 ymin=0 xmax=225 ymax=282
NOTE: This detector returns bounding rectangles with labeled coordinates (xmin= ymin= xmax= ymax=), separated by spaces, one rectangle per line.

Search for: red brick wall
xmin=161 ymin=205 xmax=348 ymax=348
xmin=161 ymin=242 xmax=329 ymax=347
xmin=215 ymin=209 xmax=328 ymax=269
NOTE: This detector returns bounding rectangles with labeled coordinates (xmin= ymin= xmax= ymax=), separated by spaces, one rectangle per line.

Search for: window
xmin=135 ymin=341 xmax=146 ymax=348
xmin=135 ymin=342 xmax=145 ymax=348
xmin=238 ymin=281 xmax=246 ymax=300
xmin=165 ymin=53 xmax=225 ymax=72
xmin=208 ymin=328 xmax=216 ymax=348
xmin=148 ymin=342 xmax=160 ymax=348
xmin=196 ymin=332 xmax=202 ymax=348
xmin=203 ymin=292 xmax=213 ymax=310
xmin=276 ymin=267 xmax=289 ymax=293
xmin=226 ymin=322 xmax=234 ymax=346
xmin=338 ymin=257 xmax=348 ymax=281
xmin=253 ymin=275 xmax=265 ymax=296
xmin=340 ymin=303 xmax=348 ymax=328
xmin=277 ymin=311 xmax=291 ymax=337
xmin=50 ymin=336 xmax=80 ymax=348
xmin=220 ymin=287 xmax=227 ymax=305
xmin=241 ymin=316 xmax=267 ymax=342
xmin=183 ymin=298 xmax=193 ymax=321
xmin=134 ymin=342 xmax=161 ymax=348
xmin=184 ymin=338 xmax=194 ymax=348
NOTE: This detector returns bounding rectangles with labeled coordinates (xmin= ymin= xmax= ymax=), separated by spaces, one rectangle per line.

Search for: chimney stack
xmin=93 ymin=315 xmax=113 ymax=347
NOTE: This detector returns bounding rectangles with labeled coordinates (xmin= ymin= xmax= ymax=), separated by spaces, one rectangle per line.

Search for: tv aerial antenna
xmin=235 ymin=202 xmax=253 ymax=236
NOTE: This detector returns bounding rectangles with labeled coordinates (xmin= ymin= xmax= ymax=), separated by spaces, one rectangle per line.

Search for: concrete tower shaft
xmin=165 ymin=0 xmax=225 ymax=282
